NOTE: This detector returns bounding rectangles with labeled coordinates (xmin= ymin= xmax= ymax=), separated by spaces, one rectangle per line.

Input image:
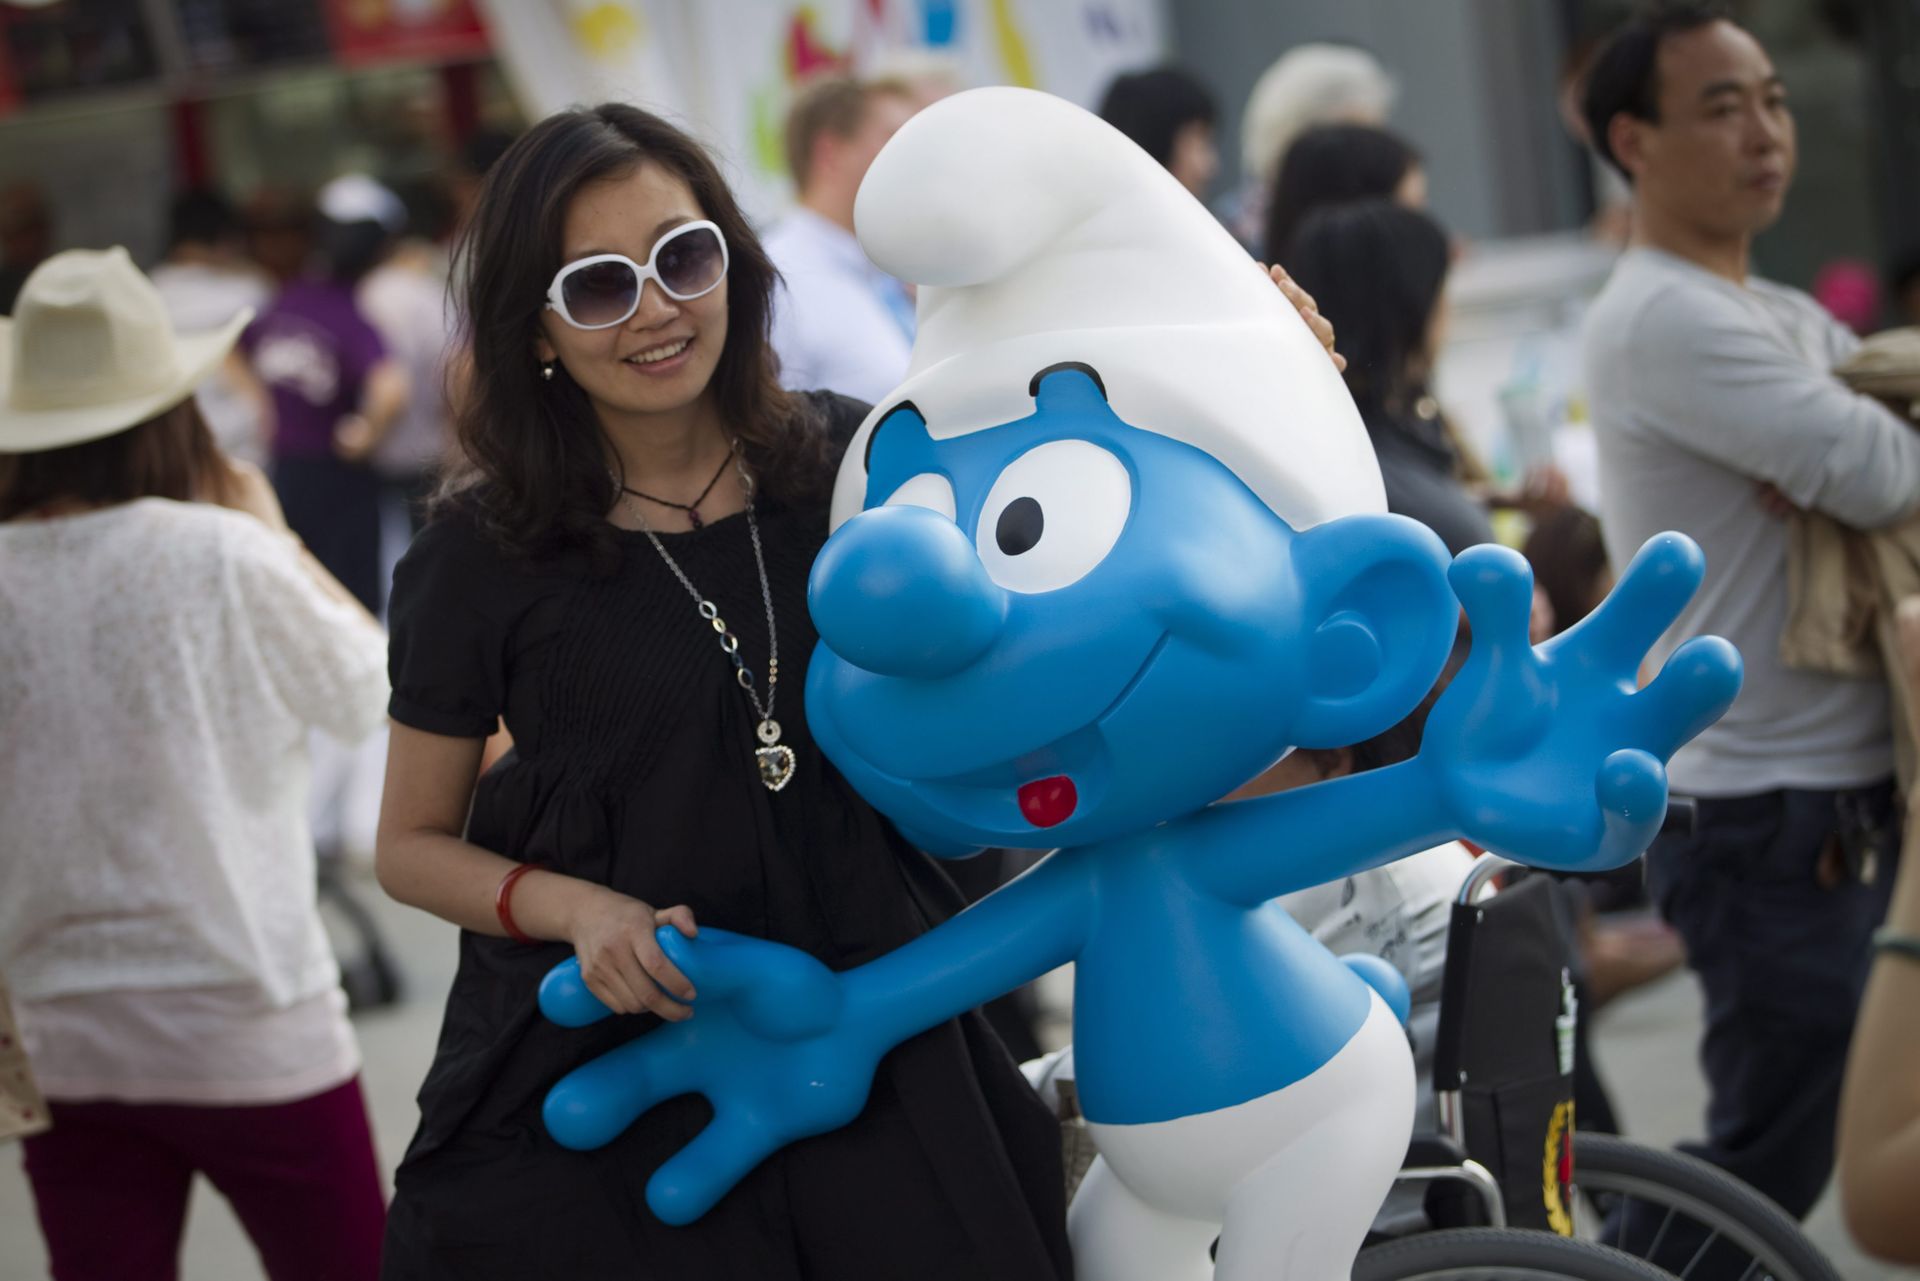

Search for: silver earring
xmin=541 ymin=362 xmax=555 ymax=382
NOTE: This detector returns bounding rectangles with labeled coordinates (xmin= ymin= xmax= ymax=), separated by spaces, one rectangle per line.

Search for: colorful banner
xmin=323 ymin=0 xmax=492 ymax=68
xmin=472 ymin=0 xmax=1165 ymax=223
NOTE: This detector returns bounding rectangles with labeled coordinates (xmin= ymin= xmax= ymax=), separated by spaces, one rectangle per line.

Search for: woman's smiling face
xmin=535 ymin=161 xmax=730 ymax=424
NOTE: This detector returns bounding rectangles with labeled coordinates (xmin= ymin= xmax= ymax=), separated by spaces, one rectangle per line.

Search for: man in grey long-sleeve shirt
xmin=1581 ymin=2 xmax=1919 ymax=1228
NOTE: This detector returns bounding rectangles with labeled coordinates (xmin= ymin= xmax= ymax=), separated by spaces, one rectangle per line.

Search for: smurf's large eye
xmin=975 ymin=440 xmax=1131 ymax=594
xmin=882 ymin=472 xmax=957 ymax=520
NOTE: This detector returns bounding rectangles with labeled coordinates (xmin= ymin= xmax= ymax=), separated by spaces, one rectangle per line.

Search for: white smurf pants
xmin=1069 ymin=992 xmax=1413 ymax=1281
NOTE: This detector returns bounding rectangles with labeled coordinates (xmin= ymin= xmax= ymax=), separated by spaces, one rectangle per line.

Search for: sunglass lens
xmin=656 ymin=227 xmax=726 ymax=298
xmin=562 ymin=260 xmax=639 ymax=327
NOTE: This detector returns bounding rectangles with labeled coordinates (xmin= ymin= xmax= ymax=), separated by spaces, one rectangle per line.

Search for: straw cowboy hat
xmin=0 ymin=246 xmax=251 ymax=454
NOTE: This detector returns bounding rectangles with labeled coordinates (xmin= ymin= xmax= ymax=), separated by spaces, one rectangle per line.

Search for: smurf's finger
xmin=538 ymin=956 xmax=616 ymax=1028
xmin=1631 ymin=635 xmax=1743 ymax=759
xmin=1448 ymin=545 xmax=1536 ymax=651
xmin=1591 ymin=749 xmax=1668 ymax=872
xmin=648 ymin=1112 xmax=778 ymax=1226
xmin=543 ymin=1028 xmax=695 ymax=1151
xmin=1565 ymin=532 xmax=1704 ymax=678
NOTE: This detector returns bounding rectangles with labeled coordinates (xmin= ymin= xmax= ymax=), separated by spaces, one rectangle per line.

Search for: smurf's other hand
xmin=541 ymin=927 xmax=877 ymax=1226
xmin=1421 ymin=533 xmax=1741 ymax=873
xmin=1265 ymin=262 xmax=1345 ymax=372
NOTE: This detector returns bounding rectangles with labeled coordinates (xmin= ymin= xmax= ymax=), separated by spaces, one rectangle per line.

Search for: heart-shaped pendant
xmin=756 ymin=744 xmax=797 ymax=792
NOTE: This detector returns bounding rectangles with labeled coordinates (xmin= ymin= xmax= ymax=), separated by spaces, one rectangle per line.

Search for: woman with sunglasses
xmin=372 ymin=104 xmax=1074 ymax=1279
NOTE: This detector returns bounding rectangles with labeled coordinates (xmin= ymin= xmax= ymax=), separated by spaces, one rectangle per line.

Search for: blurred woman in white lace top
xmin=0 ymin=247 xmax=389 ymax=1281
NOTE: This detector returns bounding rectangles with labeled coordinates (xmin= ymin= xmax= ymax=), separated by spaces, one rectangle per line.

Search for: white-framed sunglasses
xmin=544 ymin=219 xmax=729 ymax=330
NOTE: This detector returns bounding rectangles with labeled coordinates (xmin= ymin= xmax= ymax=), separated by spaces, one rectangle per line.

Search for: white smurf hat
xmin=829 ymin=85 xmax=1384 ymax=533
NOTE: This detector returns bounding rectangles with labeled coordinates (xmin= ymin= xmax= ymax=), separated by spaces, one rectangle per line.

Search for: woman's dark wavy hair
xmin=1262 ymin=123 xmax=1420 ymax=264
xmin=1283 ymin=199 xmax=1451 ymax=422
xmin=438 ymin=103 xmax=833 ymax=562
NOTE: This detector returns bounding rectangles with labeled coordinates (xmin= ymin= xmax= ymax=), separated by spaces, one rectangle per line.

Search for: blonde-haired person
xmin=1222 ymin=42 xmax=1397 ymax=255
xmin=0 ymin=248 xmax=389 ymax=1280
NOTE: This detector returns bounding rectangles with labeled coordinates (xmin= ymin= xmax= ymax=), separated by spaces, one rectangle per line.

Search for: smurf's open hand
xmin=1266 ymin=263 xmax=1345 ymax=372
xmin=539 ymin=928 xmax=876 ymax=1226
xmin=1420 ymin=532 xmax=1741 ymax=873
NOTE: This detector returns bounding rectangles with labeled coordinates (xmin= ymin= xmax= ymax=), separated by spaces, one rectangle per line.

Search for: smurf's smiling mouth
xmin=905 ymin=632 xmax=1172 ymax=831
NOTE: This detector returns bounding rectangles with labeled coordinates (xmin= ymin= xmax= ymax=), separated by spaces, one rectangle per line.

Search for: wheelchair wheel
xmin=1570 ymin=1133 xmax=1842 ymax=1281
xmin=1354 ymin=1227 xmax=1678 ymax=1280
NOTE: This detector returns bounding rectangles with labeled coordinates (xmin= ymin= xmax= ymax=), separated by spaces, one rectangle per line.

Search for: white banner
xmin=473 ymin=0 xmax=1166 ymax=224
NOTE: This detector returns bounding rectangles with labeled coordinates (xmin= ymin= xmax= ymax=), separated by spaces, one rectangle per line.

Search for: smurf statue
xmin=537 ymin=87 xmax=1742 ymax=1279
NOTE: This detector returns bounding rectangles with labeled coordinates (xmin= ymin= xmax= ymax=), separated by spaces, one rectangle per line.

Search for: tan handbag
xmin=0 ymin=975 xmax=50 ymax=1142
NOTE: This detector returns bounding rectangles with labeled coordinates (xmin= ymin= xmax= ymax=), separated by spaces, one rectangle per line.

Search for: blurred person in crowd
xmin=0 ymin=248 xmax=388 ymax=1280
xmin=0 ymin=181 xmax=52 ymax=313
xmin=1286 ymin=200 xmax=1495 ymax=558
xmin=1098 ymin=65 xmax=1221 ymax=199
xmin=1581 ymin=0 xmax=1920 ymax=1221
xmin=1837 ymin=607 xmax=1920 ymax=1264
xmin=1523 ymin=504 xmax=1613 ymax=636
xmin=1264 ymin=124 xmax=1427 ymax=282
xmin=242 ymin=186 xmax=316 ymax=287
xmin=371 ymin=103 xmax=1076 ymax=1279
xmin=244 ymin=174 xmax=409 ymax=614
xmin=1222 ymin=42 xmax=1396 ymax=254
xmin=865 ymin=46 xmax=966 ymax=109
xmin=149 ymin=188 xmax=274 ymax=464
xmin=359 ymin=177 xmax=458 ymax=538
xmin=764 ymin=74 xmax=922 ymax=403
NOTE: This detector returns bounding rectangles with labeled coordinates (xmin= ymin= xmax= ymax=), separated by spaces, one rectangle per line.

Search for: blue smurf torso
xmin=1056 ymin=829 xmax=1373 ymax=1125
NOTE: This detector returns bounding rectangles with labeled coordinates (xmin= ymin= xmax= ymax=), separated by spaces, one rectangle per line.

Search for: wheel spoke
xmin=1680 ymin=1229 xmax=1723 ymax=1279
xmin=1644 ymin=1204 xmax=1680 ymax=1262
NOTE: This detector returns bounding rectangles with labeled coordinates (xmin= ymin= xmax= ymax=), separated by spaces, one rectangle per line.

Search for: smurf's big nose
xmin=808 ymin=505 xmax=1007 ymax=679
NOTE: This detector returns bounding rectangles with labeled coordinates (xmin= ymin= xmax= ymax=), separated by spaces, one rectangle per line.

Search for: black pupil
xmin=658 ymin=230 xmax=719 ymax=294
xmin=996 ymin=497 xmax=1044 ymax=556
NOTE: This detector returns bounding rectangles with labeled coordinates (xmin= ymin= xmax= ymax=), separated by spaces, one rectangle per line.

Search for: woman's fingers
xmin=1267 ymin=264 xmax=1344 ymax=370
xmin=656 ymin=904 xmax=699 ymax=938
xmin=582 ymin=957 xmax=646 ymax=1016
xmin=634 ymin=934 xmax=697 ymax=1014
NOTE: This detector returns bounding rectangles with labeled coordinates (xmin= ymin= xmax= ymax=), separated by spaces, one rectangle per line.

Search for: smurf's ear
xmin=1288 ymin=514 xmax=1456 ymax=749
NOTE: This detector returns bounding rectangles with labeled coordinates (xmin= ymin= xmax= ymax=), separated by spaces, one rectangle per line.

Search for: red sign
xmin=321 ymin=0 xmax=491 ymax=68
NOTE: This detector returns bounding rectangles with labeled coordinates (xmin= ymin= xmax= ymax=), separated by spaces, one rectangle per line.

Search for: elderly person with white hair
xmin=1220 ymin=42 xmax=1397 ymax=255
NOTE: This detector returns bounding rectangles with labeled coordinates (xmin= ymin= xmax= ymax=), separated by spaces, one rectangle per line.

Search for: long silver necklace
xmin=618 ymin=441 xmax=794 ymax=792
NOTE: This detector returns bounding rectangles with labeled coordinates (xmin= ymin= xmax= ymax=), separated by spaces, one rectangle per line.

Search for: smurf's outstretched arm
xmin=1184 ymin=533 xmax=1741 ymax=905
xmin=538 ymin=851 xmax=1090 ymax=1225
xmin=1185 ymin=760 xmax=1453 ymax=906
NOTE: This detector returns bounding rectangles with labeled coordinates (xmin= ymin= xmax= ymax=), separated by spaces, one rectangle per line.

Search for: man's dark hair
xmin=1097 ymin=66 xmax=1218 ymax=172
xmin=1580 ymin=1 xmax=1732 ymax=179
xmin=166 ymin=188 xmax=240 ymax=252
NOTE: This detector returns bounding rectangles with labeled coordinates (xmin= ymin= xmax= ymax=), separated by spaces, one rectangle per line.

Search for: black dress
xmin=379 ymin=396 xmax=1070 ymax=1280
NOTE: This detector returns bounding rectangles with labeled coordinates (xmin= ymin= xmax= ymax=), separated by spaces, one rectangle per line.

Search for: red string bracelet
xmin=495 ymin=861 xmax=548 ymax=944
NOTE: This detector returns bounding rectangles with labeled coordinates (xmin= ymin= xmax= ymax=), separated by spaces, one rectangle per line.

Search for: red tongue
xmin=1017 ymin=776 xmax=1078 ymax=828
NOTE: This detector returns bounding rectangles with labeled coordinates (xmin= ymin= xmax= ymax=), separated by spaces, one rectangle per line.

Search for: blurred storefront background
xmin=1 ymin=0 xmax=1915 ymax=491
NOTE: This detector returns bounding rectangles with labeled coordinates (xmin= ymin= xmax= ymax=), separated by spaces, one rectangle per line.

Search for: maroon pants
xmin=21 ymin=1076 xmax=385 ymax=1281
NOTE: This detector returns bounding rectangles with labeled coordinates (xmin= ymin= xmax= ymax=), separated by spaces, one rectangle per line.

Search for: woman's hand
xmin=565 ymin=885 xmax=700 ymax=1021
xmin=1265 ymin=263 xmax=1345 ymax=372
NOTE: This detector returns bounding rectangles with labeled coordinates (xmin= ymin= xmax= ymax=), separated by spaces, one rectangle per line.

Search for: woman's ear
xmin=1287 ymin=513 xmax=1455 ymax=749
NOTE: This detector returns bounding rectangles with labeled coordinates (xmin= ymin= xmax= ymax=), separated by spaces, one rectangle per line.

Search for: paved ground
xmin=1 ymin=873 xmax=1913 ymax=1280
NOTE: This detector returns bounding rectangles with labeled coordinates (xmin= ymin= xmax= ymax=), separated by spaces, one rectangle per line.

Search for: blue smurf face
xmin=806 ymin=365 xmax=1365 ymax=850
